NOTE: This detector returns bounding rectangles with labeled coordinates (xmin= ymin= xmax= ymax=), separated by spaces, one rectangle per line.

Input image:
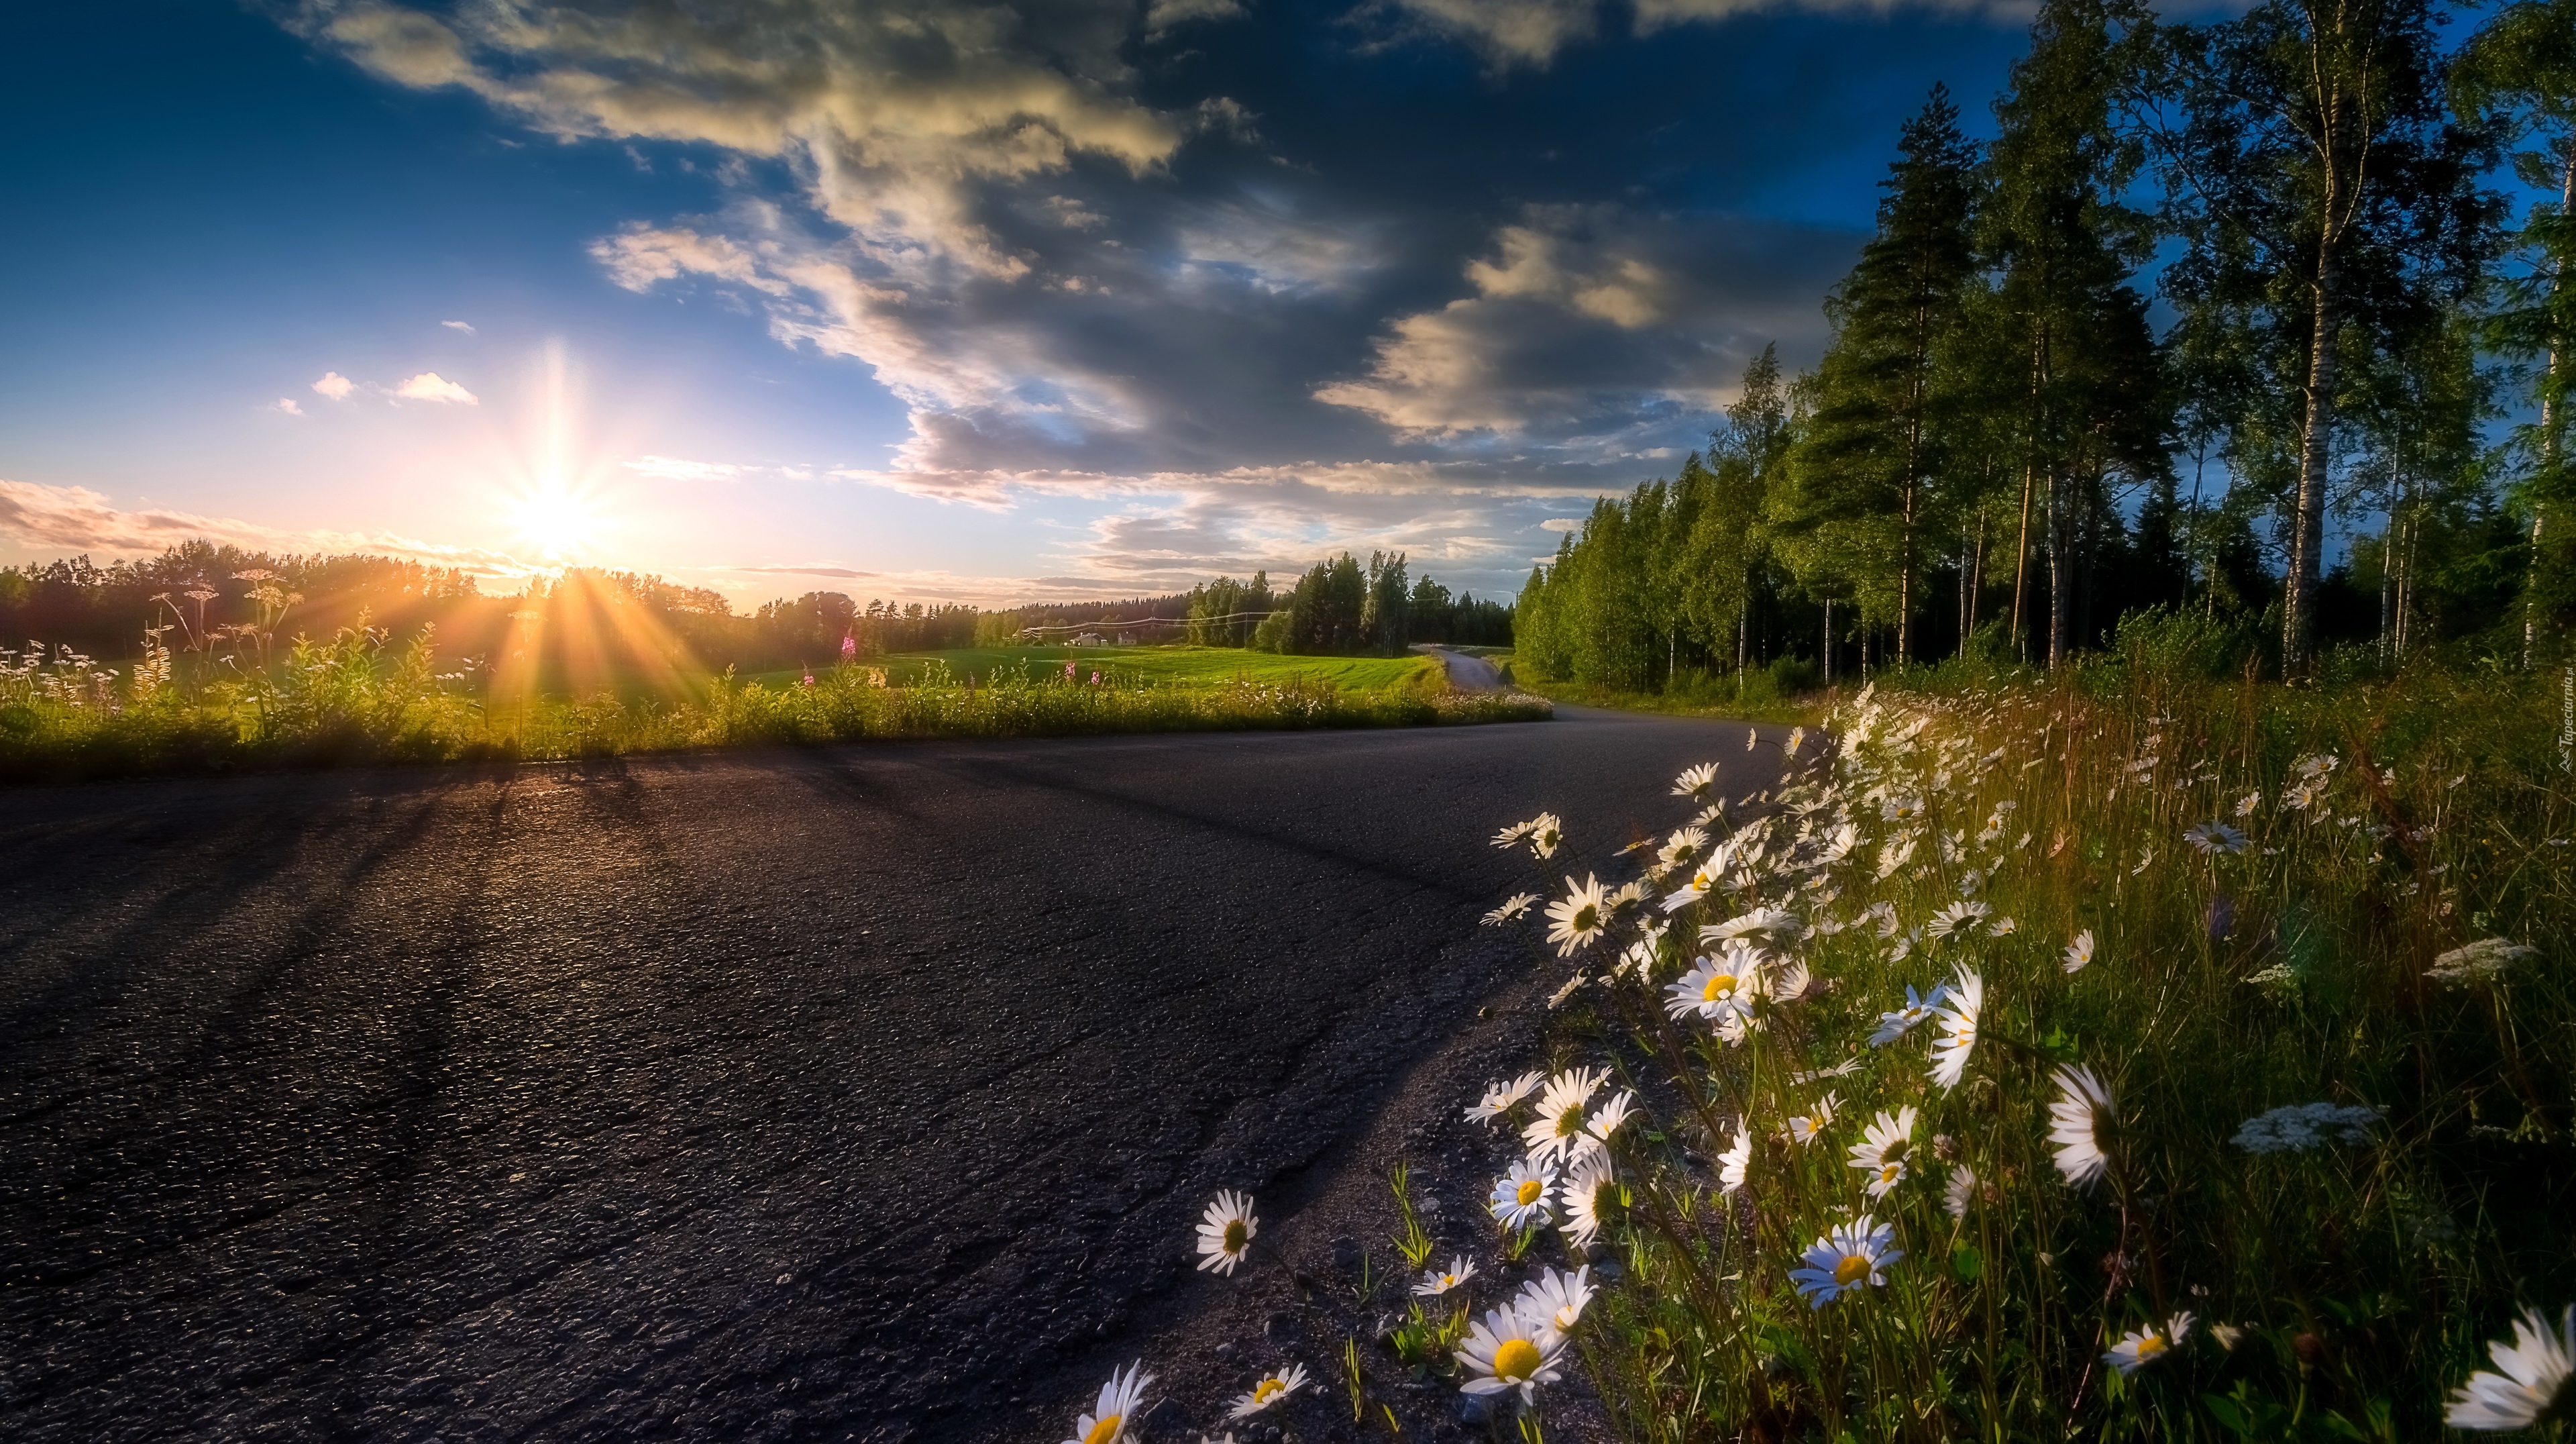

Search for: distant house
xmin=1070 ymin=632 xmax=1107 ymax=647
xmin=1115 ymin=633 xmax=1137 ymax=646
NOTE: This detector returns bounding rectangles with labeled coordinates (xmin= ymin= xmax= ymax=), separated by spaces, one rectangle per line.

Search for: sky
xmin=0 ymin=0 xmax=2049 ymax=607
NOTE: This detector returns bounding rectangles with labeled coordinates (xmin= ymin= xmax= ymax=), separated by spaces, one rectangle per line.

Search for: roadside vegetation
xmin=0 ymin=627 xmax=1545 ymax=786
xmin=1079 ymin=649 xmax=2576 ymax=1442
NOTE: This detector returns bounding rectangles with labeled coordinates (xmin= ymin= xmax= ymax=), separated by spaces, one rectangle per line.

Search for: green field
xmin=746 ymin=645 xmax=1439 ymax=691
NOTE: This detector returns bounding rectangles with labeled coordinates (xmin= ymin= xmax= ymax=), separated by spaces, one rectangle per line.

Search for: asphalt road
xmin=0 ymin=707 xmax=1778 ymax=1442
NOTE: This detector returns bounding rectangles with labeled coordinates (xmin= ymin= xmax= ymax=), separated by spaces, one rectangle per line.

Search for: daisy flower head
xmin=2104 ymin=1312 xmax=2195 ymax=1377
xmin=2048 ymin=1065 xmax=2116 ymax=1189
xmin=2063 ymin=929 xmax=2096 ymax=974
xmin=1790 ymin=1213 xmax=1902 ymax=1308
xmin=1227 ymin=1361 xmax=1309 ymax=1421
xmin=1491 ymin=817 xmax=1540 ymax=848
xmin=1545 ymin=874 xmax=1612 ymax=956
xmin=1702 ymin=906 xmax=1799 ymax=943
xmin=1456 ymin=1304 xmax=1566 ymax=1403
xmin=1065 ymin=1361 xmax=1154 ymax=1444
xmin=1665 ymin=943 xmax=1764 ymax=1025
xmin=1464 ymin=1070 xmax=1546 ymax=1125
xmin=1657 ymin=825 xmax=1709 ymax=871
xmin=1719 ymin=1119 xmax=1754 ymax=1195
xmin=1413 ymin=1255 xmax=1478 ymax=1297
xmin=1518 ymin=1265 xmax=1596 ymax=1344
xmin=1868 ymin=984 xmax=1946 ymax=1045
xmin=1944 ymin=1163 xmax=1977 ymax=1219
xmin=1848 ymin=1106 xmax=1920 ymax=1198
xmin=1927 ymin=968 xmax=1983 ymax=1091
xmin=1559 ymin=1150 xmax=1619 ymax=1248
xmin=1662 ymin=849 xmax=1734 ymax=913
xmin=1586 ymin=1089 xmax=1639 ymax=1146
xmin=2446 ymin=1305 xmax=2576 ymax=1431
xmin=2184 ymin=821 xmax=2251 ymax=856
xmin=1195 ymin=1191 xmax=1258 ymax=1274
xmin=1926 ymin=899 xmax=1992 ymax=940
xmin=1788 ymin=1091 xmax=1839 ymax=1147
xmin=1491 ymin=1158 xmax=1560 ymax=1229
xmin=1521 ymin=1069 xmax=1604 ymax=1166
xmin=1748 ymin=726 xmax=1760 ymax=752
xmin=1986 ymin=914 xmax=2017 ymax=937
xmin=1482 ymin=892 xmax=1540 ymax=926
xmin=1786 ymin=725 xmax=1807 ymax=756
xmin=1672 ymin=762 xmax=1721 ymax=799
xmin=2235 ymin=790 xmax=2261 ymax=817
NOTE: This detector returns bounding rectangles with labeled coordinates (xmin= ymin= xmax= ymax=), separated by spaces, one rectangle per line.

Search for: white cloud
xmin=394 ymin=372 xmax=478 ymax=404
xmin=274 ymin=398 xmax=305 ymax=415
xmin=441 ymin=319 xmax=477 ymax=333
xmin=1377 ymin=0 xmax=2025 ymax=68
xmin=1146 ymin=0 xmax=1250 ymax=35
xmin=312 ymin=371 xmax=356 ymax=401
xmin=625 ymin=455 xmax=745 ymax=482
xmin=1540 ymin=516 xmax=1583 ymax=531
xmin=0 ymin=478 xmax=526 ymax=571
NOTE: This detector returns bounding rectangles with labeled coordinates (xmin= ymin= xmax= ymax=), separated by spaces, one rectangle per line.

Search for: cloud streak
xmin=0 ymin=478 xmax=527 ymax=571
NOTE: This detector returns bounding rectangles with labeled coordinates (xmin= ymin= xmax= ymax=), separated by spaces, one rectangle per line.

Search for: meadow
xmin=0 ymin=629 xmax=1540 ymax=784
xmin=1095 ymin=652 xmax=2576 ymax=1443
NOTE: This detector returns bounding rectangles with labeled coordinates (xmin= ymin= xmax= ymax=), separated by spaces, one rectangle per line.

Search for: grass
xmin=0 ymin=629 xmax=1546 ymax=785
xmin=1505 ymin=654 xmax=1831 ymax=725
xmin=1373 ymin=657 xmax=2576 ymax=1441
xmin=745 ymin=644 xmax=1440 ymax=692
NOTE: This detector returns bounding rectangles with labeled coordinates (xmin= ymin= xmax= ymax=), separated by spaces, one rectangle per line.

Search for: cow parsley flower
xmin=2231 ymin=1102 xmax=2381 ymax=1154
xmin=2104 ymin=1312 xmax=2195 ymax=1376
xmin=1927 ymin=968 xmax=1982 ymax=1091
xmin=1790 ymin=1213 xmax=1902 ymax=1307
xmin=2049 ymin=1066 xmax=2116 ymax=1190
xmin=1195 ymin=1191 xmax=1258 ymax=1274
xmin=1415 ymin=1256 xmax=1477 ymax=1297
xmin=1545 ymin=874 xmax=1611 ymax=956
xmin=1456 ymin=1305 xmax=1566 ymax=1403
xmin=1065 ymin=1361 xmax=1154 ymax=1444
xmin=1228 ymin=1362 xmax=1309 ymax=1420
xmin=1491 ymin=1159 xmax=1559 ymax=1229
xmin=1482 ymin=892 xmax=1540 ymax=926
xmin=2428 ymin=937 xmax=2540 ymax=984
xmin=2446 ymin=1305 xmax=2576 ymax=1431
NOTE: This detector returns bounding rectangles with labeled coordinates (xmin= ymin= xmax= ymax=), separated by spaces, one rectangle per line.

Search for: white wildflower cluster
xmin=2231 ymin=1102 xmax=2382 ymax=1154
xmin=2427 ymin=937 xmax=2539 ymax=984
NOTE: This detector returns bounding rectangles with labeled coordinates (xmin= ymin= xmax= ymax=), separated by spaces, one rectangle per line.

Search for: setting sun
xmin=508 ymin=486 xmax=599 ymax=562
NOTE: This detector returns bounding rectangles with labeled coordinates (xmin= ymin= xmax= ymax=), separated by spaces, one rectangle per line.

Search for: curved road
xmin=0 ymin=707 xmax=1779 ymax=1441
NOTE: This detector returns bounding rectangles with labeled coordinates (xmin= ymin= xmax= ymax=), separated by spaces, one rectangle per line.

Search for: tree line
xmin=1180 ymin=554 xmax=1513 ymax=654
xmin=1519 ymin=0 xmax=2573 ymax=688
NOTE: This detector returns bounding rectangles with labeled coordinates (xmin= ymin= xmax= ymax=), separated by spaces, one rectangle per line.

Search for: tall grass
xmin=0 ymin=623 xmax=1548 ymax=784
xmin=1467 ymin=662 xmax=2574 ymax=1441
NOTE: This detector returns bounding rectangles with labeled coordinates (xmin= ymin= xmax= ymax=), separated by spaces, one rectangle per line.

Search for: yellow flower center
xmin=1555 ymin=1304 xmax=1580 ymax=1330
xmin=2137 ymin=1333 xmax=2167 ymax=1359
xmin=1254 ymin=1377 xmax=1286 ymax=1403
xmin=1880 ymin=1164 xmax=1902 ymax=1185
xmin=1702 ymin=973 xmax=1737 ymax=1001
xmin=1556 ymin=1108 xmax=1585 ymax=1137
xmin=1573 ymin=905 xmax=1597 ymax=931
xmin=1694 ymin=871 xmax=1713 ymax=890
xmin=1222 ymin=1219 xmax=1248 ymax=1253
xmin=1493 ymin=1338 xmax=1542 ymax=1381
xmin=1516 ymin=1178 xmax=1544 ymax=1205
xmin=1084 ymin=1413 xmax=1122 ymax=1444
xmin=1833 ymin=1253 xmax=1871 ymax=1286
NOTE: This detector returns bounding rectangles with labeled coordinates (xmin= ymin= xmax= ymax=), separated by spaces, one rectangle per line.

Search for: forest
xmin=1517 ymin=0 xmax=2573 ymax=692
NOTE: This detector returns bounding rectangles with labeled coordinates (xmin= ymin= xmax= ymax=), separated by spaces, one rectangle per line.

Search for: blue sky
xmin=0 ymin=0 xmax=2042 ymax=606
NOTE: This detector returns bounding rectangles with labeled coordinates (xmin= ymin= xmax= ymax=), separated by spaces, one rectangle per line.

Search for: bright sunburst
xmin=510 ymin=486 xmax=600 ymax=562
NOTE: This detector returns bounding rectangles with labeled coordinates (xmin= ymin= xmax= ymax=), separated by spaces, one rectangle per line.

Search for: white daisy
xmin=1925 ymin=899 xmax=1992 ymax=940
xmin=1786 ymin=725 xmax=1807 ymax=756
xmin=1848 ymin=1106 xmax=1919 ymax=1199
xmin=1944 ymin=1163 xmax=1977 ymax=1219
xmin=1227 ymin=1361 xmax=1310 ymax=1420
xmin=1518 ymin=1265 xmax=1596 ymax=1344
xmin=1491 ymin=1158 xmax=1559 ymax=1229
xmin=1986 ymin=914 xmax=2017 ymax=937
xmin=1521 ymin=1068 xmax=1605 ymax=1166
xmin=1464 ymin=1070 xmax=1545 ymax=1125
xmin=1559 ymin=1151 xmax=1619 ymax=1248
xmin=2446 ymin=1305 xmax=2576 ymax=1431
xmin=1527 ymin=813 xmax=1564 ymax=858
xmin=1770 ymin=955 xmax=1817 ymax=1004
xmin=1672 ymin=762 xmax=1721 ymax=799
xmin=1544 ymin=874 xmax=1612 ymax=956
xmin=1664 ymin=943 xmax=1764 ymax=1025
xmin=1413 ymin=1255 xmax=1478 ymax=1297
xmin=1195 ymin=1191 xmax=1258 ymax=1274
xmin=1482 ymin=892 xmax=1541 ymax=926
xmin=1868 ymin=984 xmax=1946 ymax=1045
xmin=1456 ymin=1305 xmax=1566 ymax=1403
xmin=1585 ymin=1090 xmax=1639 ymax=1146
xmin=1927 ymin=968 xmax=1982 ymax=1091
xmin=1790 ymin=1213 xmax=1902 ymax=1308
xmin=2235 ymin=790 xmax=2261 ymax=817
xmin=2048 ymin=1066 xmax=2116 ymax=1190
xmin=2184 ymin=821 xmax=2251 ymax=855
xmin=2104 ymin=1312 xmax=2195 ymax=1376
xmin=1661 ymin=851 xmax=1733 ymax=913
xmin=1701 ymin=906 xmax=1800 ymax=943
xmin=1787 ymin=1091 xmax=1839 ymax=1147
xmin=1491 ymin=817 xmax=1540 ymax=847
xmin=1657 ymin=825 xmax=1710 ymax=870
xmin=1718 ymin=1119 xmax=1753 ymax=1195
xmin=2062 ymin=929 xmax=2095 ymax=974
xmin=1065 ymin=1361 xmax=1154 ymax=1444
